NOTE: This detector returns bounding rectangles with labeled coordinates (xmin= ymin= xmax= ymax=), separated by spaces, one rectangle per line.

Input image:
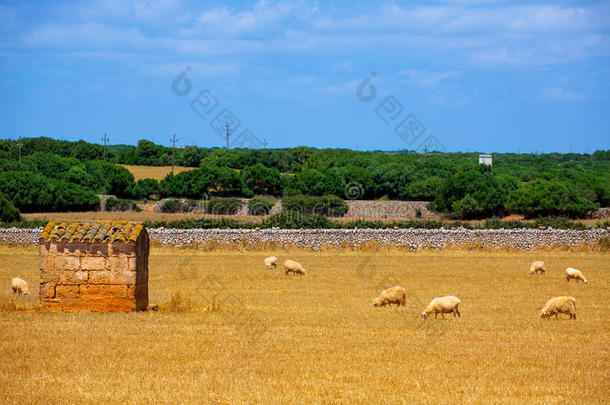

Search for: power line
xmin=102 ymin=133 xmax=109 ymax=160
xmin=225 ymin=124 xmax=230 ymax=149
xmin=170 ymin=133 xmax=178 ymax=174
xmin=16 ymin=139 xmax=23 ymax=164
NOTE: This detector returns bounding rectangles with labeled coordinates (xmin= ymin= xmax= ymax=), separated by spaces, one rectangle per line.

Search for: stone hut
xmin=38 ymin=221 xmax=149 ymax=312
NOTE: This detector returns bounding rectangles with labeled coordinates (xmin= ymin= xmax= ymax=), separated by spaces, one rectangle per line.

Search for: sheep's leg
xmin=435 ymin=313 xmax=438 ymax=319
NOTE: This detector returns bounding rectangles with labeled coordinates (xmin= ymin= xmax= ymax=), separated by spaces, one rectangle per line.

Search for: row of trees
xmin=0 ymin=137 xmax=608 ymax=218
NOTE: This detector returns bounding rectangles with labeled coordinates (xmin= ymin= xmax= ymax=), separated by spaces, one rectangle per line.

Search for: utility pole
xmin=16 ymin=139 xmax=23 ymax=164
xmin=263 ymin=139 xmax=268 ymax=149
xmin=102 ymin=133 xmax=109 ymax=160
xmin=170 ymin=133 xmax=177 ymax=174
xmin=225 ymin=124 xmax=230 ymax=149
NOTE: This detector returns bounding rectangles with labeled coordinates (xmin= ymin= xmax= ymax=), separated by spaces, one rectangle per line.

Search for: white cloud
xmin=395 ymin=70 xmax=462 ymax=87
xmin=77 ymin=0 xmax=184 ymax=23
xmin=23 ymin=23 xmax=146 ymax=49
xmin=540 ymin=87 xmax=586 ymax=102
xmin=9 ymin=0 xmax=610 ymax=69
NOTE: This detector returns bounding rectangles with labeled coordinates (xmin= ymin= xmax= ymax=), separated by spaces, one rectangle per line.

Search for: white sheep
xmin=11 ymin=277 xmax=29 ymax=296
xmin=373 ymin=286 xmax=406 ymax=307
xmin=421 ymin=296 xmax=461 ymax=320
xmin=264 ymin=256 xmax=278 ymax=270
xmin=529 ymin=260 xmax=546 ymax=275
xmin=540 ymin=296 xmax=576 ymax=319
xmin=565 ymin=267 xmax=588 ymax=284
xmin=284 ymin=260 xmax=306 ymax=275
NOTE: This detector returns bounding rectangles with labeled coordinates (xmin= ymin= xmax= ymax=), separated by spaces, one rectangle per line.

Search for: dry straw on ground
xmin=0 ymin=245 xmax=608 ymax=403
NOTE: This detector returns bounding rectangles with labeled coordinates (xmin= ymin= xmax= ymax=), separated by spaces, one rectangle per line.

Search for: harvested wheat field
xmin=120 ymin=164 xmax=197 ymax=181
xmin=0 ymin=245 xmax=608 ymax=403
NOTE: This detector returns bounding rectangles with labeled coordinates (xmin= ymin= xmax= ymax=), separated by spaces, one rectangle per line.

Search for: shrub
xmin=206 ymin=198 xmax=244 ymax=215
xmin=0 ymin=195 xmax=21 ymax=222
xmin=160 ymin=199 xmax=185 ymax=213
xmin=248 ymin=197 xmax=274 ymax=215
xmin=532 ymin=217 xmax=587 ymax=230
xmin=282 ymin=195 xmax=347 ymax=216
xmin=144 ymin=217 xmax=245 ymax=229
xmin=262 ymin=210 xmax=332 ymax=229
xmin=484 ymin=217 xmax=529 ymax=229
xmin=105 ymin=198 xmax=140 ymax=212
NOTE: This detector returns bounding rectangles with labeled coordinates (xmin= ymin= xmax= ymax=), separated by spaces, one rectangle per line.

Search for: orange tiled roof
xmin=39 ymin=221 xmax=144 ymax=243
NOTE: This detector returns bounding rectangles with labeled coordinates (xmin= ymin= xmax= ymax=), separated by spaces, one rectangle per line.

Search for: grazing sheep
xmin=284 ymin=260 xmax=306 ymax=275
xmin=264 ymin=256 xmax=278 ymax=270
xmin=540 ymin=296 xmax=576 ymax=319
xmin=373 ymin=286 xmax=406 ymax=307
xmin=565 ymin=267 xmax=588 ymax=284
xmin=11 ymin=277 xmax=29 ymax=296
xmin=529 ymin=260 xmax=546 ymax=275
xmin=421 ymin=296 xmax=461 ymax=320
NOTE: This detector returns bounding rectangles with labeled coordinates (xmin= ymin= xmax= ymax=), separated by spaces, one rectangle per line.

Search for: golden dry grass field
xmin=0 ymin=245 xmax=608 ymax=403
xmin=120 ymin=164 xmax=196 ymax=180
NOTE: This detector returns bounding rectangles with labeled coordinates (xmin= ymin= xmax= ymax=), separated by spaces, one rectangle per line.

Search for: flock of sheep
xmin=528 ymin=261 xmax=587 ymax=319
xmin=264 ymin=256 xmax=590 ymax=320
xmin=9 ymin=257 xmax=590 ymax=321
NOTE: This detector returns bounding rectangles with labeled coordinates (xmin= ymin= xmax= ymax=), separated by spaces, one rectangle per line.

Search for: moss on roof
xmin=40 ymin=221 xmax=144 ymax=243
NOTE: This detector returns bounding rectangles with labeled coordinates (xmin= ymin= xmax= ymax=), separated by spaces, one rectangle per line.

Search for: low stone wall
xmin=591 ymin=208 xmax=610 ymax=219
xmin=345 ymin=201 xmax=442 ymax=219
xmin=2 ymin=227 xmax=607 ymax=250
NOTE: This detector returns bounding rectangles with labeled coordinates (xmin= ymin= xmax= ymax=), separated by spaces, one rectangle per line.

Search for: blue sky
xmin=0 ymin=0 xmax=609 ymax=153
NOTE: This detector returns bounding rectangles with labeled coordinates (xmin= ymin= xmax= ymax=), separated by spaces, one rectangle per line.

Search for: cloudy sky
xmin=1 ymin=0 xmax=609 ymax=152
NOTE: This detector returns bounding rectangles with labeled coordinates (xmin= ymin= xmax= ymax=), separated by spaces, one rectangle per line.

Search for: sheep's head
xmin=373 ymin=298 xmax=383 ymax=307
xmin=584 ymin=280 xmax=589 ymax=284
xmin=421 ymin=312 xmax=428 ymax=320
xmin=21 ymin=286 xmax=29 ymax=296
xmin=540 ymin=311 xmax=549 ymax=319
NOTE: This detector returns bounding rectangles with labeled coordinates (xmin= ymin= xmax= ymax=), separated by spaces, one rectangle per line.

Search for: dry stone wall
xmin=2 ymin=227 xmax=607 ymax=250
xmin=345 ymin=201 xmax=443 ymax=219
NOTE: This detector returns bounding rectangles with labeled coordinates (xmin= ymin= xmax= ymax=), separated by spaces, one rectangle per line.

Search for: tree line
xmin=0 ymin=137 xmax=608 ymax=219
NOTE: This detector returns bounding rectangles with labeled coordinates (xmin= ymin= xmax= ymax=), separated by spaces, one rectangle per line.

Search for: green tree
xmin=134 ymin=179 xmax=160 ymax=199
xmin=90 ymin=160 xmax=135 ymax=197
xmin=241 ymin=163 xmax=281 ymax=195
xmin=435 ymin=166 xmax=504 ymax=218
xmin=0 ymin=194 xmax=21 ymax=222
xmin=506 ymin=180 xmax=598 ymax=218
xmin=406 ymin=176 xmax=443 ymax=200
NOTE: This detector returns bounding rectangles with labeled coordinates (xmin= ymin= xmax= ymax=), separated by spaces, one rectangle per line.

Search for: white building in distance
xmin=479 ymin=154 xmax=492 ymax=166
